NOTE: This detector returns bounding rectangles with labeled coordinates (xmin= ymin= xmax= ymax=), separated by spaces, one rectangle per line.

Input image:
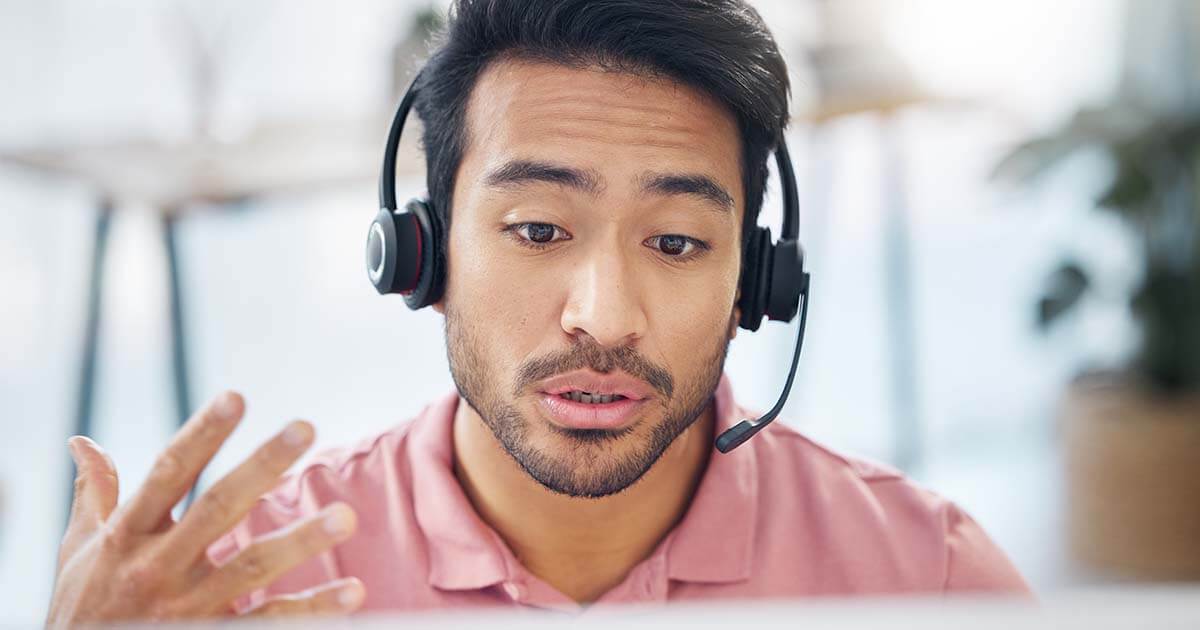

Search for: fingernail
xmin=67 ymin=437 xmax=82 ymax=463
xmin=323 ymin=505 xmax=353 ymax=536
xmin=216 ymin=391 xmax=241 ymax=420
xmin=283 ymin=421 xmax=311 ymax=448
xmin=338 ymin=583 xmax=363 ymax=609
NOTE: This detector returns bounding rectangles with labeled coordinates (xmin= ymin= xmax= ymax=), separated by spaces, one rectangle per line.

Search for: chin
xmin=513 ymin=423 xmax=664 ymax=498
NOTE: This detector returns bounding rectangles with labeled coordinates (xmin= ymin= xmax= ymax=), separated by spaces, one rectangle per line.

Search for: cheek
xmin=645 ymin=264 xmax=740 ymax=365
xmin=446 ymin=225 xmax=560 ymax=360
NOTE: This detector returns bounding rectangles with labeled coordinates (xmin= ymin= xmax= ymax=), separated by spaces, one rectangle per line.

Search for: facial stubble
xmin=444 ymin=306 xmax=731 ymax=498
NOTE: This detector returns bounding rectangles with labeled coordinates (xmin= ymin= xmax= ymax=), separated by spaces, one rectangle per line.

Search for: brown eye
xmin=516 ymin=223 xmax=562 ymax=244
xmin=658 ymin=235 xmax=689 ymax=255
xmin=646 ymin=234 xmax=703 ymax=258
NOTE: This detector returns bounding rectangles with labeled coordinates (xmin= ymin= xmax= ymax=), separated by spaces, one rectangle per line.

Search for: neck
xmin=451 ymin=398 xmax=715 ymax=604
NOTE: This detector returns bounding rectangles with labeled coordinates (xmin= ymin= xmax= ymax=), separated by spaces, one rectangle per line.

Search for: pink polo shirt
xmin=207 ymin=375 xmax=1030 ymax=614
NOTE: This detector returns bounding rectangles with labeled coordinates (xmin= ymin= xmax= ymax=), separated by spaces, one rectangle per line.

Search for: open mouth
xmin=536 ymin=370 xmax=653 ymax=430
xmin=557 ymin=391 xmax=629 ymax=405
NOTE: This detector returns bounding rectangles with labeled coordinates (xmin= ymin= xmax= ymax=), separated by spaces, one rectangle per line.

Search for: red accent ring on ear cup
xmin=401 ymin=198 xmax=443 ymax=310
xmin=405 ymin=212 xmax=422 ymax=296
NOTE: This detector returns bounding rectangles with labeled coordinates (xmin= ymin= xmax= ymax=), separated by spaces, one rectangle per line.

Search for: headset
xmin=366 ymin=72 xmax=811 ymax=453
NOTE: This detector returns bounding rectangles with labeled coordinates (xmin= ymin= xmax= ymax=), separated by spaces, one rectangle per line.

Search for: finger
xmin=66 ymin=436 xmax=120 ymax=528
xmin=60 ymin=436 xmax=120 ymax=562
xmin=241 ymin=577 xmax=365 ymax=618
xmin=165 ymin=419 xmax=315 ymax=559
xmin=114 ymin=391 xmax=244 ymax=535
xmin=191 ymin=502 xmax=357 ymax=612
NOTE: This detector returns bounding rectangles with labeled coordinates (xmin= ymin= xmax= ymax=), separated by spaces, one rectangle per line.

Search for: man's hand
xmin=45 ymin=392 xmax=365 ymax=627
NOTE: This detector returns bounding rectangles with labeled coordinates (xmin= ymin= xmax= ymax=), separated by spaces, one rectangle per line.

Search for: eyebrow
xmin=483 ymin=158 xmax=734 ymax=214
xmin=640 ymin=172 xmax=734 ymax=214
xmin=484 ymin=160 xmax=603 ymax=196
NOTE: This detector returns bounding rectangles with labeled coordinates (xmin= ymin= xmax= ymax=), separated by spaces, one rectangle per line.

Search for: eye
xmin=507 ymin=222 xmax=570 ymax=247
xmin=645 ymin=234 xmax=707 ymax=259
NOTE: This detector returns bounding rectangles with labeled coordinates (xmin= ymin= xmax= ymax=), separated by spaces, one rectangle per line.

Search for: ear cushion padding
xmin=402 ymin=198 xmax=444 ymax=310
xmin=765 ymin=238 xmax=804 ymax=322
xmin=738 ymin=227 xmax=774 ymax=332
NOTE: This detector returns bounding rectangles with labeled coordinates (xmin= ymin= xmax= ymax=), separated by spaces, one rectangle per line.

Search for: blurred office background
xmin=3 ymin=0 xmax=1199 ymax=625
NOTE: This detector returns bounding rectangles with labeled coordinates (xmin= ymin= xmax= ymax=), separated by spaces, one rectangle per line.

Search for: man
xmin=46 ymin=0 xmax=1029 ymax=624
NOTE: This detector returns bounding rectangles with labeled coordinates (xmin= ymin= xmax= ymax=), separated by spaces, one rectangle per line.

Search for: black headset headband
xmin=369 ymin=72 xmax=810 ymax=453
xmin=378 ymin=75 xmax=800 ymax=242
xmin=378 ymin=76 xmax=420 ymax=213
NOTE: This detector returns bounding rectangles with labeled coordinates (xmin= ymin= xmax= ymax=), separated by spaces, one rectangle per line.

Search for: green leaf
xmin=1096 ymin=149 xmax=1154 ymax=211
xmin=991 ymin=106 xmax=1150 ymax=185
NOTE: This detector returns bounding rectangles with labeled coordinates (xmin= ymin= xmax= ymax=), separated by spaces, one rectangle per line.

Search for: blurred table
xmin=0 ymin=111 xmax=422 ymax=515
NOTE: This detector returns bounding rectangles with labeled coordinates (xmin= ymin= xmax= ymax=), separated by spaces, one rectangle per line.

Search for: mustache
xmin=513 ymin=339 xmax=674 ymax=399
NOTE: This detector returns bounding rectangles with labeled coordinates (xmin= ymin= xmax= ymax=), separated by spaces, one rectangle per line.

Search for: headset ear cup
xmin=422 ymin=198 xmax=447 ymax=308
xmin=765 ymin=238 xmax=804 ymax=322
xmin=366 ymin=206 xmax=418 ymax=296
xmin=738 ymin=227 xmax=773 ymax=331
xmin=402 ymin=198 xmax=443 ymax=310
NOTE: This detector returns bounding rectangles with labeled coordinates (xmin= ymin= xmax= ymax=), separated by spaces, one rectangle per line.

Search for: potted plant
xmin=994 ymin=104 xmax=1200 ymax=581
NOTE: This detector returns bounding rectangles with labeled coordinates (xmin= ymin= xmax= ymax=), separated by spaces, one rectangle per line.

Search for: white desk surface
xmin=83 ymin=585 xmax=1200 ymax=630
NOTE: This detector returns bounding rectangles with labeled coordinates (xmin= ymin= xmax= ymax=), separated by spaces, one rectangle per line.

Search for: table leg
xmin=66 ymin=200 xmax=113 ymax=525
xmin=162 ymin=213 xmax=197 ymax=510
xmin=880 ymin=116 xmax=922 ymax=471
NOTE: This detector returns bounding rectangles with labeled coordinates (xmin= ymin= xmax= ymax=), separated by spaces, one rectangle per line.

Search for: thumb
xmin=66 ymin=436 xmax=120 ymax=532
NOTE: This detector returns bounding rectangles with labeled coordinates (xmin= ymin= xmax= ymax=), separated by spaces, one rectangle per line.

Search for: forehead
xmin=459 ymin=58 xmax=743 ymax=202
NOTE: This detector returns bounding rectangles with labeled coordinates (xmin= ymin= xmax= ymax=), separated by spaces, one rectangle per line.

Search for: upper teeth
xmin=561 ymin=391 xmax=624 ymax=404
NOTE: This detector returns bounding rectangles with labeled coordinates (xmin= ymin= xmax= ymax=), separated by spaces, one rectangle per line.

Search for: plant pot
xmin=1064 ymin=376 xmax=1200 ymax=580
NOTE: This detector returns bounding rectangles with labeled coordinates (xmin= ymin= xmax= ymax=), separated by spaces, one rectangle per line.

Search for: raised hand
xmin=45 ymin=392 xmax=365 ymax=627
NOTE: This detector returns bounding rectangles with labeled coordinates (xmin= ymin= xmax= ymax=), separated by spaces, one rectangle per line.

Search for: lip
xmin=537 ymin=370 xmax=656 ymax=401
xmin=535 ymin=370 xmax=657 ymax=431
xmin=537 ymin=393 xmax=646 ymax=430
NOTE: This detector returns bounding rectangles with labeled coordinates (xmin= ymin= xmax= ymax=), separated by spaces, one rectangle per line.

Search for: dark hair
xmin=413 ymin=0 xmax=790 ymax=254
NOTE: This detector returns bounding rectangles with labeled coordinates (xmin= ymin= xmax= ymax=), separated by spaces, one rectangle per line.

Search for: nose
xmin=559 ymin=240 xmax=648 ymax=347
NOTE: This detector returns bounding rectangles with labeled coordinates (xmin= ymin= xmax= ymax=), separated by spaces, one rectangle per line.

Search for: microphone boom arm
xmin=715 ymin=273 xmax=810 ymax=453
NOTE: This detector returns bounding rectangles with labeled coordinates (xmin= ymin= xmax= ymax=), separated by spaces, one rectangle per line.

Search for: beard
xmin=444 ymin=306 xmax=731 ymax=498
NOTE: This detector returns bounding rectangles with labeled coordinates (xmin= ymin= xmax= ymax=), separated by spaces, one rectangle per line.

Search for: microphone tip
xmin=714 ymin=419 xmax=757 ymax=454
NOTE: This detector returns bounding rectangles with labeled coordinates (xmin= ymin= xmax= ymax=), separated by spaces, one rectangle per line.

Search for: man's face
xmin=441 ymin=59 xmax=744 ymax=498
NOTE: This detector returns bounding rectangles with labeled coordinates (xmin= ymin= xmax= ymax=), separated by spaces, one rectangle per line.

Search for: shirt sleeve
xmin=942 ymin=502 xmax=1033 ymax=596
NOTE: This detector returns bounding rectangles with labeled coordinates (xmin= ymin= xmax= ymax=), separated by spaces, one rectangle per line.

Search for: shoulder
xmin=242 ymin=419 xmax=421 ymax=532
xmin=209 ymin=393 xmax=457 ymax=560
xmin=751 ymin=422 xmax=938 ymax=544
xmin=751 ymin=419 xmax=910 ymax=505
xmin=750 ymin=421 xmax=1030 ymax=595
xmin=204 ymin=395 xmax=462 ymax=613
xmin=267 ymin=423 xmax=416 ymax=508
xmin=206 ymin=419 xmax=420 ymax=564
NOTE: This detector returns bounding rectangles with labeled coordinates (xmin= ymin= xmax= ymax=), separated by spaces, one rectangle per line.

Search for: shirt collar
xmin=663 ymin=373 xmax=759 ymax=584
xmin=408 ymin=391 xmax=511 ymax=591
xmin=407 ymin=372 xmax=759 ymax=591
